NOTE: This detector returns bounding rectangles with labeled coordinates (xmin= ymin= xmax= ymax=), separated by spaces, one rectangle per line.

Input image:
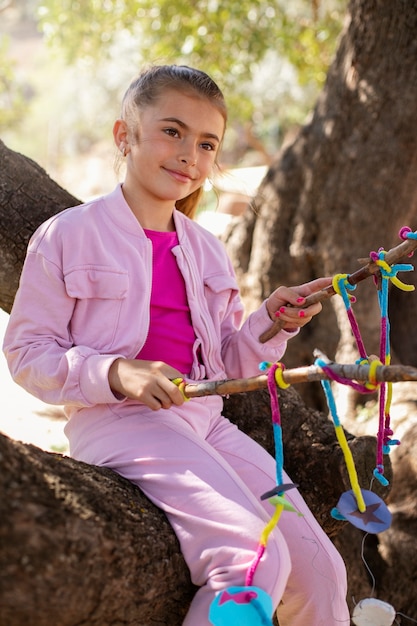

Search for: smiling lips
xmin=164 ymin=167 xmax=195 ymax=183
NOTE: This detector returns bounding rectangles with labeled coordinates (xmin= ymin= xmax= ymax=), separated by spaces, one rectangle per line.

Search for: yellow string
xmin=374 ymin=257 xmax=415 ymax=291
xmin=364 ymin=359 xmax=383 ymax=390
xmin=381 ymin=352 xmax=393 ymax=416
xmin=172 ymin=377 xmax=190 ymax=401
xmin=260 ymin=504 xmax=284 ymax=546
xmin=274 ymin=363 xmax=290 ymax=389
xmin=332 ymin=273 xmax=349 ymax=296
xmin=385 ymin=382 xmax=393 ymax=417
xmin=334 ymin=424 xmax=366 ymax=512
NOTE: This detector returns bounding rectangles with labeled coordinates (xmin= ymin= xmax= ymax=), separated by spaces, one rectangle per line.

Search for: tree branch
xmin=259 ymin=230 xmax=417 ymax=342
xmin=182 ymin=361 xmax=417 ymax=398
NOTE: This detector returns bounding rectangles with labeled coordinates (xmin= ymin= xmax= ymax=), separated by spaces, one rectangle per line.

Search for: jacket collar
xmin=103 ymin=184 xmax=187 ymax=242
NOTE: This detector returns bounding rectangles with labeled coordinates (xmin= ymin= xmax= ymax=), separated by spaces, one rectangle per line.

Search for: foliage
xmin=1 ymin=0 xmax=347 ymax=188
xmin=0 ymin=35 xmax=29 ymax=131
xmin=36 ymin=0 xmax=347 ymax=125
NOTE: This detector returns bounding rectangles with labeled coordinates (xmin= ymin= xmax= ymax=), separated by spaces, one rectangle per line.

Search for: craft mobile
xmin=177 ymin=227 xmax=417 ymax=626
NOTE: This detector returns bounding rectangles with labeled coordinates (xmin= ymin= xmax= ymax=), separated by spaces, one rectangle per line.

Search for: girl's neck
xmin=121 ymin=183 xmax=176 ymax=232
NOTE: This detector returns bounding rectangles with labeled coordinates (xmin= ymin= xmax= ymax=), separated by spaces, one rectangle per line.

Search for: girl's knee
xmin=285 ymin=536 xmax=347 ymax=604
xmin=277 ymin=544 xmax=350 ymax=626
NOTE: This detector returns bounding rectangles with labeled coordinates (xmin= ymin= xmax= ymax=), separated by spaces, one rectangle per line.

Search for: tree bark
xmin=0 ymin=433 xmax=194 ymax=626
xmin=224 ymin=0 xmax=417 ymax=410
xmin=0 ymin=385 xmax=390 ymax=625
xmin=333 ymin=423 xmax=417 ymax=621
xmin=1 ymin=0 xmax=417 ymax=622
xmin=0 ymin=139 xmax=81 ymax=314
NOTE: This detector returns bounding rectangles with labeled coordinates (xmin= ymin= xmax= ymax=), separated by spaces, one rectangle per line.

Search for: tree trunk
xmin=1 ymin=0 xmax=417 ymax=622
xmin=224 ymin=0 xmax=417 ymax=411
xmin=0 ymin=139 xmax=81 ymax=314
xmin=0 ymin=433 xmax=194 ymax=626
xmin=333 ymin=423 xmax=417 ymax=621
xmin=0 ymin=385 xmax=390 ymax=625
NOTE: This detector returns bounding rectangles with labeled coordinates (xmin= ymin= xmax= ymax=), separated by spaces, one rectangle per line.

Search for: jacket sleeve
xmin=3 ymin=244 xmax=124 ymax=408
xmin=214 ymin=254 xmax=298 ymax=379
xmin=220 ymin=297 xmax=299 ymax=379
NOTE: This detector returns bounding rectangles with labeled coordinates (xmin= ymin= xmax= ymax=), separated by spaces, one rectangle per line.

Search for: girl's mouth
xmin=164 ymin=168 xmax=194 ymax=183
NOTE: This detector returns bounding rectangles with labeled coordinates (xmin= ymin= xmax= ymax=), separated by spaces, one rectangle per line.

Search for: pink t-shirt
xmin=136 ymin=229 xmax=196 ymax=375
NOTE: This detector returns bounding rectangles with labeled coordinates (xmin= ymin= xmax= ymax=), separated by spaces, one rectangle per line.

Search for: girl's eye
xmin=164 ymin=127 xmax=179 ymax=137
xmin=201 ymin=142 xmax=216 ymax=152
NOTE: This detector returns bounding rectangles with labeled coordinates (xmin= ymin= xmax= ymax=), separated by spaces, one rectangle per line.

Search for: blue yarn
xmin=273 ymin=422 xmax=284 ymax=486
xmin=337 ymin=276 xmax=356 ymax=310
xmin=259 ymin=361 xmax=271 ymax=372
xmin=373 ymin=468 xmax=389 ymax=487
xmin=331 ymin=507 xmax=346 ymax=521
xmin=315 ymin=359 xmax=341 ymax=427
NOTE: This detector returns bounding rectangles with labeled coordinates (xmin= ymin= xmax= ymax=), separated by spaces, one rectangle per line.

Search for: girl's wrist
xmin=108 ymin=358 xmax=123 ymax=395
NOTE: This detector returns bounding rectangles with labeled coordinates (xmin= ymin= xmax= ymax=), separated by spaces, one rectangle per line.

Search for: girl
xmin=3 ymin=65 xmax=350 ymax=625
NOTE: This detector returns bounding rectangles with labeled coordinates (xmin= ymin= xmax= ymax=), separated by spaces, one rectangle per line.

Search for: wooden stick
xmin=259 ymin=229 xmax=417 ymax=343
xmin=182 ymin=361 xmax=417 ymax=398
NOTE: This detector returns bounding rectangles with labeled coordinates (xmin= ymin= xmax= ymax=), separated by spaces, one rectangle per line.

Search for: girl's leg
xmin=68 ymin=400 xmax=350 ymax=625
xmin=69 ymin=402 xmax=291 ymax=626
xmin=207 ymin=414 xmax=351 ymax=626
xmin=275 ymin=485 xmax=350 ymax=626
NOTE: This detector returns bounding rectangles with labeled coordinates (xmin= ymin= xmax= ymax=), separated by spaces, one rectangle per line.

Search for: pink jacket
xmin=3 ymin=185 xmax=293 ymax=416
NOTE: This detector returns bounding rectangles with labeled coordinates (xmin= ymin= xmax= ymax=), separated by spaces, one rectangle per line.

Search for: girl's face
xmin=115 ymin=89 xmax=225 ymax=213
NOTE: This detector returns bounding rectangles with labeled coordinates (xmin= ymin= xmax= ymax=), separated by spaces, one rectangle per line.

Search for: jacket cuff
xmin=80 ymin=354 xmax=126 ymax=405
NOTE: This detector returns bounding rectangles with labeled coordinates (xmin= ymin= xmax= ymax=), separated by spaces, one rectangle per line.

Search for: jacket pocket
xmin=64 ymin=266 xmax=129 ymax=349
xmin=203 ymin=273 xmax=240 ymax=326
xmin=65 ymin=266 xmax=129 ymax=299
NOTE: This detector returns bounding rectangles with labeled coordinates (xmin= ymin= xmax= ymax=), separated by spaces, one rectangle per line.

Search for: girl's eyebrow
xmin=160 ymin=116 xmax=221 ymax=143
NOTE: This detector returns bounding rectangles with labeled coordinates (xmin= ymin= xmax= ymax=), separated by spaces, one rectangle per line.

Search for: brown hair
xmin=121 ymin=65 xmax=227 ymax=219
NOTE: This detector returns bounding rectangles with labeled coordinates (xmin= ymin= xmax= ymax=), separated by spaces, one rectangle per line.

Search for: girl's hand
xmin=266 ymin=277 xmax=332 ymax=332
xmin=108 ymin=358 xmax=185 ymax=410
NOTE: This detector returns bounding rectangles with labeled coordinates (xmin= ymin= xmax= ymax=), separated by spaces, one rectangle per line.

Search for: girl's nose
xmin=179 ymin=139 xmax=197 ymax=166
xmin=181 ymin=155 xmax=197 ymax=166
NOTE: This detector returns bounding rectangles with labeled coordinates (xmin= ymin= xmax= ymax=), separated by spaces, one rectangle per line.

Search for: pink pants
xmin=66 ymin=395 xmax=350 ymax=626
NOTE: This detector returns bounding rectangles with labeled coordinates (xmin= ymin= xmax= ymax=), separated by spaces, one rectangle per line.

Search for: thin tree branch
xmin=182 ymin=361 xmax=417 ymax=398
xmin=259 ymin=229 xmax=417 ymax=343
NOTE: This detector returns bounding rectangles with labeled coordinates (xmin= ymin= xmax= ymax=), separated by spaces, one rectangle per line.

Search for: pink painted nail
xmin=280 ymin=306 xmax=286 ymax=313
xmin=275 ymin=311 xmax=280 ymax=318
xmin=296 ymin=297 xmax=305 ymax=304
xmin=298 ymin=310 xmax=306 ymax=318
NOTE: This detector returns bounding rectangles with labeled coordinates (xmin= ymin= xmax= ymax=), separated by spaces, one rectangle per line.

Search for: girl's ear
xmin=113 ymin=119 xmax=129 ymax=154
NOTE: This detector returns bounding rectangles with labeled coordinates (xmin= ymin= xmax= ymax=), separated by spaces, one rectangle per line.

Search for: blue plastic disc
xmin=209 ymin=585 xmax=273 ymax=625
xmin=335 ymin=489 xmax=392 ymax=533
